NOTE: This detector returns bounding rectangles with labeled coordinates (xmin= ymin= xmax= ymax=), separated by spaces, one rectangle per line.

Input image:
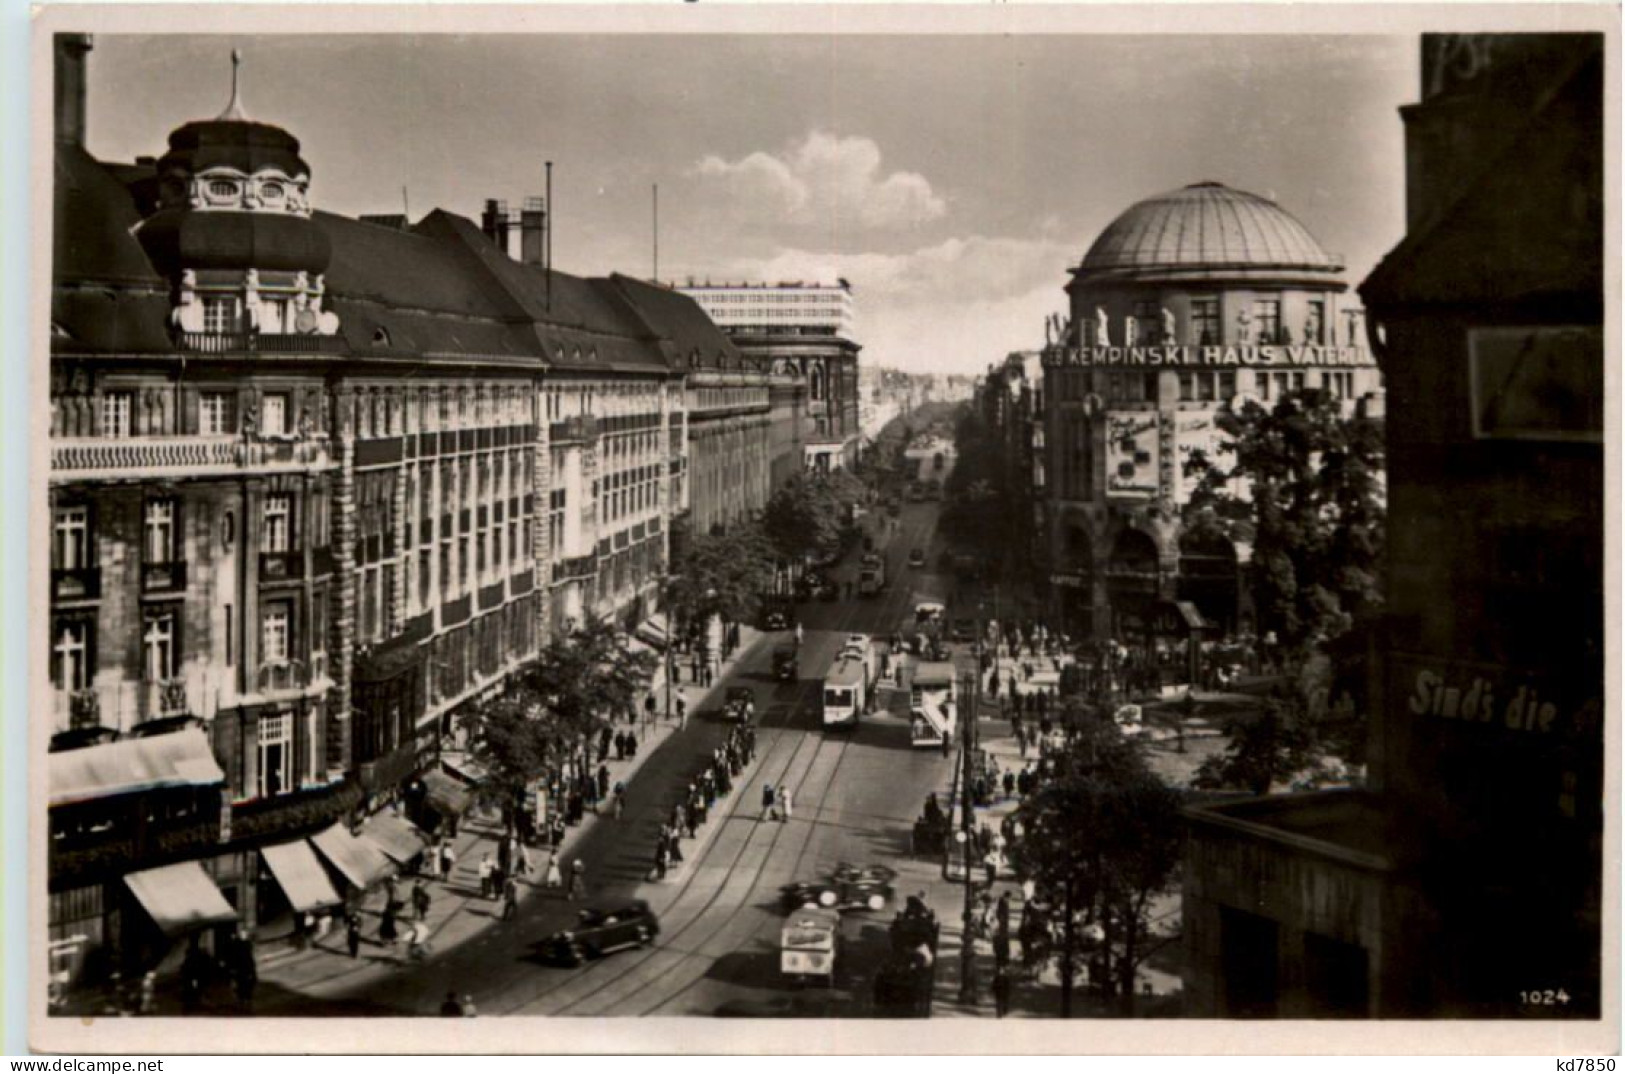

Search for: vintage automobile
xmin=907 ymin=547 xmax=927 ymax=568
xmin=780 ymin=906 xmax=840 ymax=986
xmin=723 ymin=686 xmax=756 ymax=722
xmin=875 ymin=894 xmax=940 ymax=1017
xmin=772 ymin=644 xmax=798 ymax=681
xmin=779 ymin=863 xmax=897 ymax=914
xmin=536 ymin=901 xmax=659 ymax=966
xmin=759 ymin=595 xmax=795 ymax=631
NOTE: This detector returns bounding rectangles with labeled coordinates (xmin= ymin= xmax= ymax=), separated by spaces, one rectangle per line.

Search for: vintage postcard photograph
xmin=25 ymin=3 xmax=1617 ymax=1055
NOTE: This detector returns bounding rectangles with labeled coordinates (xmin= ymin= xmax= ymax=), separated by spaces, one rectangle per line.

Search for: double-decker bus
xmin=909 ymin=660 xmax=958 ymax=748
xmin=822 ymin=637 xmax=873 ymax=728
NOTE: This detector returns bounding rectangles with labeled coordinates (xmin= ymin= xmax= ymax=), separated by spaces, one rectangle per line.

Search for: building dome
xmin=1075 ymin=182 xmax=1343 ymax=286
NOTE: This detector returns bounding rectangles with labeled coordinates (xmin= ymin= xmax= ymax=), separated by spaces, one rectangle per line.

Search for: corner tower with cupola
xmin=136 ymin=52 xmax=339 ymax=344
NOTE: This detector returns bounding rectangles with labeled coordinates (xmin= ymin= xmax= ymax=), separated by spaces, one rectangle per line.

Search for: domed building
xmin=1040 ymin=181 xmax=1383 ymax=646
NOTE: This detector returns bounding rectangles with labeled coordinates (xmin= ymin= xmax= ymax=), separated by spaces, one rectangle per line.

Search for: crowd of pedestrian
xmin=648 ymin=721 xmax=757 ymax=881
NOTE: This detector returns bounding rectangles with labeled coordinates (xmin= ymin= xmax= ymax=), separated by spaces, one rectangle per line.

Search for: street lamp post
xmin=957 ymin=608 xmax=984 ymax=1007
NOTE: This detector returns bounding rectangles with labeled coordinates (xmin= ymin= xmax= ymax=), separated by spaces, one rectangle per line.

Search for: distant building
xmin=677 ymin=280 xmax=862 ymax=471
xmin=1182 ymin=34 xmax=1603 ymax=1018
xmin=1039 ymin=181 xmax=1383 ymax=643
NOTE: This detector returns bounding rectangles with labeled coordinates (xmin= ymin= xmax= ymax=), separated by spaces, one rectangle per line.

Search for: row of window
xmin=1113 ymin=297 xmax=1327 ymax=347
xmin=51 ymin=593 xmax=311 ymax=694
xmin=52 ymin=494 xmax=299 ymax=572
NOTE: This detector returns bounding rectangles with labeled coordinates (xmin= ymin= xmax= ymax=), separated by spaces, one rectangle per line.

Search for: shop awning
xmin=50 ymin=727 xmax=224 ymax=808
xmin=422 ymin=769 xmax=472 ymax=818
xmin=634 ymin=613 xmax=670 ymax=651
xmin=310 ymin=822 xmax=394 ymax=890
xmin=440 ymin=754 xmax=486 ymax=786
xmin=123 ymin=861 xmax=237 ymax=937
xmin=261 ymin=840 xmax=342 ymax=914
xmin=360 ymin=812 xmax=429 ymax=865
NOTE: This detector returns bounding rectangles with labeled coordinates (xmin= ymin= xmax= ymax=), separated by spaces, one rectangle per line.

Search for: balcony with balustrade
xmin=50 ymin=566 xmax=101 ymax=604
xmin=140 ymin=560 xmax=188 ymax=595
xmin=250 ymin=653 xmax=331 ymax=704
xmin=51 ymin=433 xmax=333 ymax=483
xmin=174 ymin=332 xmax=350 ymax=356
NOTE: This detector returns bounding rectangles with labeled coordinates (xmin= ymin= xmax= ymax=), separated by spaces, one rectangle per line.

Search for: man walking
xmin=501 ymin=873 xmax=519 ymax=922
xmin=992 ymin=966 xmax=1012 ymax=1018
xmin=760 ymin=782 xmax=777 ymax=822
xmin=568 ymin=859 xmax=587 ymax=901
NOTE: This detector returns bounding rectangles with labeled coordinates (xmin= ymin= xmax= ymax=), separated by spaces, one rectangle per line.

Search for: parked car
xmin=724 ymin=686 xmax=757 ymax=722
xmin=779 ymin=863 xmax=898 ymax=914
xmin=760 ymin=595 xmax=795 ymax=631
xmin=907 ymin=548 xmax=926 ymax=568
xmin=537 ymin=902 xmax=659 ymax=966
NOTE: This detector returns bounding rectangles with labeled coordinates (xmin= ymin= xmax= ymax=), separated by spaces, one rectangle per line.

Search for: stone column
xmin=328 ymin=388 xmax=355 ymax=776
xmin=533 ymin=383 xmax=551 ymax=644
xmin=390 ymin=457 xmax=408 ymax=632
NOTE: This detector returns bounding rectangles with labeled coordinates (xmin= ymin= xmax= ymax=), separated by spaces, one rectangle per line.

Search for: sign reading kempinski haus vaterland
xmin=1043 ymin=344 xmax=1375 ymax=368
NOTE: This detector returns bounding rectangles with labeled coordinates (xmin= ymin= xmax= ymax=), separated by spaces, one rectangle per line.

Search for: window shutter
xmin=180 ymin=388 xmax=200 ymax=435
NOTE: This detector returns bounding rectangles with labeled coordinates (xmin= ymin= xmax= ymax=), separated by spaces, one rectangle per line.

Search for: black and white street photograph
xmin=24 ymin=5 xmax=1614 ymax=1055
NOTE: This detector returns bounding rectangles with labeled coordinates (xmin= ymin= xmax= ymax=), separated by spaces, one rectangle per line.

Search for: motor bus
xmin=822 ymin=648 xmax=870 ymax=729
xmin=909 ymin=660 xmax=958 ymax=749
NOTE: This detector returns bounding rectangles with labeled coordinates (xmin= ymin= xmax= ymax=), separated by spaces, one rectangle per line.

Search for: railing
xmin=175 ymin=331 xmax=347 ymax=355
xmin=256 ymin=659 xmax=310 ymax=695
xmin=553 ymin=554 xmax=597 ymax=583
xmin=259 ymin=551 xmax=306 ymax=582
xmin=52 ymin=434 xmax=331 ymax=478
xmin=548 ymin=416 xmax=598 ymax=443
xmin=140 ymin=560 xmax=187 ymax=595
xmin=140 ymin=678 xmax=191 ymax=720
xmin=51 ymin=567 xmax=101 ymax=602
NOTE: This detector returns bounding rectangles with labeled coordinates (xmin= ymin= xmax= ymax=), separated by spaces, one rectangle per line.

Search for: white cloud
xmin=692 ymin=131 xmax=946 ymax=230
xmin=725 ymin=234 xmax=1074 ymax=306
xmin=701 ymin=233 xmax=1076 ymax=374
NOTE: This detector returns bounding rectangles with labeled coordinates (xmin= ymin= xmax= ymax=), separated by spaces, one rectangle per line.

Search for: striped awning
xmin=123 ymin=862 xmax=237 ymax=937
xmin=360 ymin=812 xmax=429 ymax=865
xmin=422 ymin=769 xmax=472 ymax=817
xmin=50 ymin=728 xmax=223 ymax=807
xmin=310 ymin=822 xmax=394 ymax=890
xmin=261 ymin=840 xmax=342 ymax=914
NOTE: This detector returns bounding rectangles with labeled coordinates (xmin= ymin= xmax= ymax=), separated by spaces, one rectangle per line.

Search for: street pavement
xmin=239 ymin=499 xmax=969 ymax=1017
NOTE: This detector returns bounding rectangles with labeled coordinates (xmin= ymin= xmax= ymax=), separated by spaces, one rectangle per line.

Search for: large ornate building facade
xmin=44 ymin=38 xmax=737 ymax=983
xmin=1040 ymin=182 xmax=1384 ymax=643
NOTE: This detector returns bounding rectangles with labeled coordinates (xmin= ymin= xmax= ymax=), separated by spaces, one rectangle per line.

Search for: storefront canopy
xmin=310 ymin=822 xmax=394 ymax=890
xmin=261 ymin=840 xmax=342 ymax=914
xmin=123 ymin=861 xmax=237 ymax=937
xmin=50 ymin=727 xmax=224 ymax=808
xmin=360 ymin=812 xmax=429 ymax=865
xmin=422 ymin=769 xmax=472 ymax=818
xmin=633 ymin=613 xmax=670 ymax=652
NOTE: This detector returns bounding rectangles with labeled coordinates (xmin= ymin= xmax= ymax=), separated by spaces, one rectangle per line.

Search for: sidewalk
xmin=252 ymin=625 xmax=768 ymax=999
xmin=925 ymin=683 xmax=1184 ymax=1020
xmin=78 ymin=624 xmax=768 ymax=1017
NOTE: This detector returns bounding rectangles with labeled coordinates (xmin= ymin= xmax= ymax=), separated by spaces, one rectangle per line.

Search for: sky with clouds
xmin=83 ymin=34 xmax=1418 ymax=375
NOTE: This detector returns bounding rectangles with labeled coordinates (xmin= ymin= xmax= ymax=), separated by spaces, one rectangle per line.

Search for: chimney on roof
xmin=55 ymin=33 xmax=93 ymax=148
xmin=520 ymin=196 xmax=546 ymax=266
xmin=482 ymin=198 xmax=516 ymax=258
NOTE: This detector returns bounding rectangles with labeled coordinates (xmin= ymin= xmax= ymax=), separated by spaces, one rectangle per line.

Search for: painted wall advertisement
xmin=1105 ymin=411 xmax=1159 ymax=499
xmin=1390 ymin=652 xmax=1600 ymax=741
xmin=1174 ymin=412 xmax=1235 ymax=500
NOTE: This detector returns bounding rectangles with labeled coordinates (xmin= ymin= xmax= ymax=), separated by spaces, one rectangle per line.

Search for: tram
xmin=822 ymin=639 xmax=873 ymax=729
